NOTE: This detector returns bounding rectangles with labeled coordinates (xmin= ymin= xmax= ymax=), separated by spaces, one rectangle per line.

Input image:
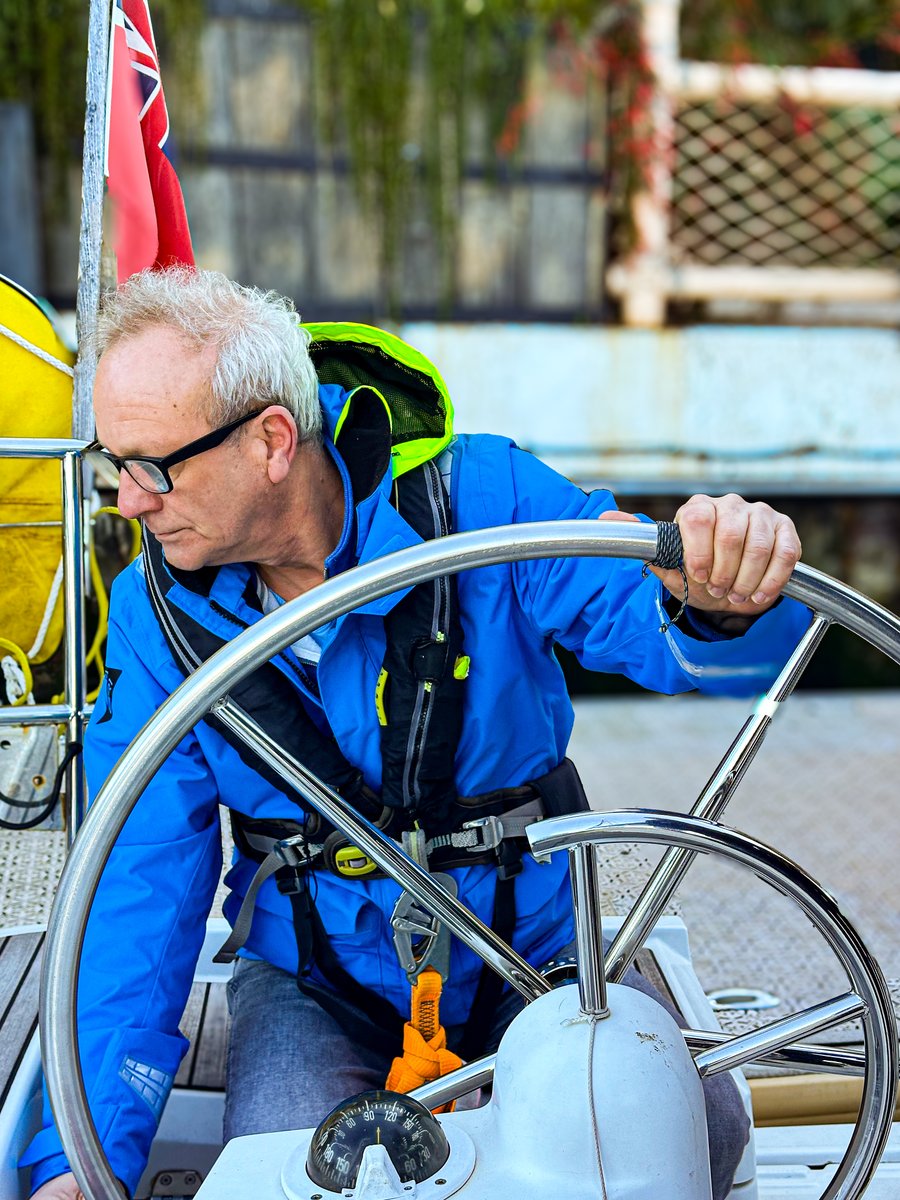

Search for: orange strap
xmin=386 ymin=967 xmax=463 ymax=1113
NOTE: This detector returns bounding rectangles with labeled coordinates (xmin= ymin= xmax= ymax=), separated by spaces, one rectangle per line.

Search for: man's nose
xmin=116 ymin=469 xmax=163 ymax=520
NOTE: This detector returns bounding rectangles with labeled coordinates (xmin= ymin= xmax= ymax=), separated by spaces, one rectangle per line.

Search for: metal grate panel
xmin=671 ymin=99 xmax=900 ymax=269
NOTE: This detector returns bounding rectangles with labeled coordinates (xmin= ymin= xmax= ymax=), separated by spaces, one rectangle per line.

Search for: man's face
xmin=93 ymin=324 xmax=269 ymax=572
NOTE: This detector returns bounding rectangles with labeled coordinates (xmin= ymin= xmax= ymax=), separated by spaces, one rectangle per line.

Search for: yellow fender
xmin=0 ymin=275 xmax=75 ymax=667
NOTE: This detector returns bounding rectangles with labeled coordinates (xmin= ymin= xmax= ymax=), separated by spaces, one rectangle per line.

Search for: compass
xmin=305 ymin=1090 xmax=450 ymax=1193
xmin=280 ymin=1087 xmax=476 ymax=1199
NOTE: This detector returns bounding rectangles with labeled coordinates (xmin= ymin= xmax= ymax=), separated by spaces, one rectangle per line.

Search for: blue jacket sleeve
xmin=22 ymin=567 xmax=223 ymax=1195
xmin=472 ymin=439 xmax=811 ymax=697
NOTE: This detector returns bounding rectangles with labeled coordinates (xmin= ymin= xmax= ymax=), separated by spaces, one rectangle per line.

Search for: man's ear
xmin=260 ymin=407 xmax=298 ymax=483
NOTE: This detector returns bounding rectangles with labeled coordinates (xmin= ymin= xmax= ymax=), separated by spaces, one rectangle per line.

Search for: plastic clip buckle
xmin=273 ymin=834 xmax=313 ymax=896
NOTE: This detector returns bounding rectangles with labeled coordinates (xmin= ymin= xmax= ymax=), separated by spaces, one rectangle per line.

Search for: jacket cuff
xmin=21 ymin=1025 xmax=187 ymax=1196
xmin=657 ymin=582 xmax=812 ymax=696
xmin=671 ymin=594 xmax=783 ymax=642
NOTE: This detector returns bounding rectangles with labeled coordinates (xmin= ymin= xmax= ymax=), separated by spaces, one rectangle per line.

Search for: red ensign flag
xmin=106 ymin=0 xmax=195 ymax=281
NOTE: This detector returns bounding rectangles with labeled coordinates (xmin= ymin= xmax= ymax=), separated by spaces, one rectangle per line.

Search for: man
xmin=27 ymin=268 xmax=807 ymax=1199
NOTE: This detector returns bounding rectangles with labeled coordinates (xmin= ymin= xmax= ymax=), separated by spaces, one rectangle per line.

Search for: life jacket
xmin=141 ymin=322 xmax=589 ymax=1049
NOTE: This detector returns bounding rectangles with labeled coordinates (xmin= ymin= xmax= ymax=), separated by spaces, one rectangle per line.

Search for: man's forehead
xmin=94 ymin=326 xmax=216 ymax=446
xmin=100 ymin=324 xmax=216 ymax=383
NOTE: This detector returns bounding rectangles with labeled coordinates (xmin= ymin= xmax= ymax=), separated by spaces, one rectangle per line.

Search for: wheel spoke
xmin=693 ymin=992 xmax=866 ymax=1078
xmin=216 ymin=698 xmax=551 ymax=1003
xmin=605 ymin=614 xmax=831 ymax=984
xmin=411 ymin=1055 xmax=498 ymax=1109
xmin=569 ymin=844 xmax=609 ymax=1016
xmin=683 ymin=1030 xmax=868 ymax=1077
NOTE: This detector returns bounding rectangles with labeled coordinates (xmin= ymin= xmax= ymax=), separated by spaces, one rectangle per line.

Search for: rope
xmin=644 ymin=520 xmax=689 ymax=633
xmin=587 ymin=1018 xmax=609 ymax=1200
xmin=26 ymin=558 xmax=64 ymax=661
xmin=0 ymin=638 xmax=33 ymax=706
xmin=0 ymin=322 xmax=75 ymax=377
xmin=49 ymin=507 xmax=141 ymax=705
xmin=386 ymin=967 xmax=462 ymax=1114
xmin=650 ymin=521 xmax=684 ymax=571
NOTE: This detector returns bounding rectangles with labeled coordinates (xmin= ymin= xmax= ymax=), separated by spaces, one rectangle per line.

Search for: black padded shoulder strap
xmin=142 ymin=530 xmax=367 ymax=821
xmin=379 ymin=456 xmax=465 ymax=832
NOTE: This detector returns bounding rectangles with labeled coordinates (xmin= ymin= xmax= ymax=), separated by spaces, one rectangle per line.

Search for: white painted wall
xmin=401 ymin=324 xmax=900 ymax=494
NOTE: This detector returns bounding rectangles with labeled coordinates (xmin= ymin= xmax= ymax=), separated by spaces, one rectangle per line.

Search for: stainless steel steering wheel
xmin=40 ymin=520 xmax=900 ymax=1200
xmin=524 ymin=809 xmax=898 ymax=1200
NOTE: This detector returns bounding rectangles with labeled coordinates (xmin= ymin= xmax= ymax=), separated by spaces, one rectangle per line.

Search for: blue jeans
xmin=224 ymin=953 xmax=749 ymax=1200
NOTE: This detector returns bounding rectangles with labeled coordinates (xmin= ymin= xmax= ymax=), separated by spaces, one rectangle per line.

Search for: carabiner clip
xmin=390 ymin=872 xmax=457 ymax=984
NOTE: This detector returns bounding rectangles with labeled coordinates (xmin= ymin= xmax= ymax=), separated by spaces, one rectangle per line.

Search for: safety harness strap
xmin=288 ymin=884 xmax=406 ymax=1042
xmin=213 ymin=853 xmax=284 ymax=965
xmin=143 ymin=529 xmax=371 ymax=824
xmin=457 ymin=874 xmax=517 ymax=1062
xmin=379 ymin=456 xmax=464 ymax=831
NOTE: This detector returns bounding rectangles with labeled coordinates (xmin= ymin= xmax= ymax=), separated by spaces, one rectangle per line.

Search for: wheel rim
xmin=527 ymin=809 xmax=899 ymax=1200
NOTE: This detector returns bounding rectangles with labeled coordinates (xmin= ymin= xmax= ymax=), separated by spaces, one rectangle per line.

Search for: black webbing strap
xmin=287 ymin=871 xmax=518 ymax=1061
xmin=288 ymin=882 xmax=405 ymax=1042
xmin=213 ymin=853 xmax=286 ymax=964
xmin=142 ymin=528 xmax=371 ymax=819
xmin=455 ymin=873 xmax=517 ymax=1062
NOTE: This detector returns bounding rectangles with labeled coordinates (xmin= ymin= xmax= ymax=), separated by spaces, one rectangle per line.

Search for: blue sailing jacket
xmin=24 ymin=386 xmax=811 ymax=1192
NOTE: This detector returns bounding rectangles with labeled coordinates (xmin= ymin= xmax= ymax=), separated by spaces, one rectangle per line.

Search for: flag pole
xmin=73 ymin=0 xmax=113 ymax=440
xmin=64 ymin=0 xmax=111 ymax=841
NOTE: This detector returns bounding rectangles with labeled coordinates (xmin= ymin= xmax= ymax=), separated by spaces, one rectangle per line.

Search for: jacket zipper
xmin=402 ymin=459 xmax=450 ymax=806
xmin=209 ymin=599 xmax=320 ymax=699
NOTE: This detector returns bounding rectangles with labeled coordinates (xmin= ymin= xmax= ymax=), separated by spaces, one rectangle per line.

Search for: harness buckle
xmin=461 ymin=810 xmax=552 ymax=863
xmin=274 ymin=833 xmax=312 ymax=870
xmin=461 ymin=814 xmax=504 ymax=851
xmin=390 ymin=872 xmax=458 ymax=984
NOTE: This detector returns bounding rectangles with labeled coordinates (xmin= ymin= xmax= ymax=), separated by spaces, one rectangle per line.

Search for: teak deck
xmin=0 ymin=931 xmax=43 ymax=1111
xmin=175 ymin=979 xmax=231 ymax=1091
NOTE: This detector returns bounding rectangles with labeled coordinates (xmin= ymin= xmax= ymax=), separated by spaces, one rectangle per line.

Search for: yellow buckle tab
xmin=453 ymin=654 xmax=470 ymax=680
xmin=335 ymin=845 xmax=379 ymax=877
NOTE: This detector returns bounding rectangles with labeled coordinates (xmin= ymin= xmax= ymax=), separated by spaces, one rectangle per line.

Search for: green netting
xmin=311 ymin=340 xmax=446 ymax=445
xmin=304 ymin=323 xmax=454 ymax=478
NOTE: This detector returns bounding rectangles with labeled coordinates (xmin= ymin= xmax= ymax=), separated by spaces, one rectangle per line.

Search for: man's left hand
xmin=599 ymin=494 xmax=801 ymax=615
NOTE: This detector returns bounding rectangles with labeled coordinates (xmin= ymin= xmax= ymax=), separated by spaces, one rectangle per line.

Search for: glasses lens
xmin=124 ymin=460 xmax=169 ymax=494
xmin=88 ymin=449 xmax=121 ymax=487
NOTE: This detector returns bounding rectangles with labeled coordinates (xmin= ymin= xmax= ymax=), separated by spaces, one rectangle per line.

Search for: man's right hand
xmin=30 ymin=1173 xmax=84 ymax=1200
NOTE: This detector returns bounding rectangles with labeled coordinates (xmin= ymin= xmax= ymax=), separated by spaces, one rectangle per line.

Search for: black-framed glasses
xmin=86 ymin=408 xmax=266 ymax=494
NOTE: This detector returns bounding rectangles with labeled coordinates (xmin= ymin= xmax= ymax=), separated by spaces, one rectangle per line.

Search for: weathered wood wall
xmin=175 ymin=4 xmax=609 ymax=322
xmin=0 ymin=104 xmax=43 ymax=296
